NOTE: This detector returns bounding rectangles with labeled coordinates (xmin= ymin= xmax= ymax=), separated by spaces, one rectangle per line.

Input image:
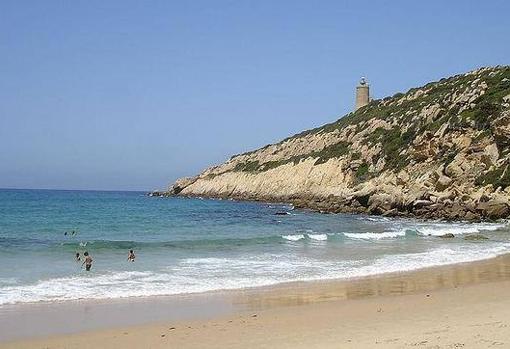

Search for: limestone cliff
xmin=169 ymin=66 xmax=510 ymax=220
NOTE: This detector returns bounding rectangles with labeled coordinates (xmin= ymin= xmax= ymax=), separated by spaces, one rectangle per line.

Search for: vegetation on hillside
xmin=228 ymin=66 xmax=510 ymax=184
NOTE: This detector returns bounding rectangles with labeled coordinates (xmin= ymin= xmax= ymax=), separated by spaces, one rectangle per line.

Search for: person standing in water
xmin=127 ymin=249 xmax=135 ymax=262
xmin=82 ymin=251 xmax=93 ymax=271
xmin=75 ymin=252 xmax=81 ymax=262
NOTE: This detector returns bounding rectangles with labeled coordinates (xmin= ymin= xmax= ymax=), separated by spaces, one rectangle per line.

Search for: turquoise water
xmin=1 ymin=189 xmax=509 ymax=305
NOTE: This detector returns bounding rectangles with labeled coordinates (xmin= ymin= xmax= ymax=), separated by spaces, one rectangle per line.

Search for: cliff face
xmin=170 ymin=66 xmax=510 ymax=220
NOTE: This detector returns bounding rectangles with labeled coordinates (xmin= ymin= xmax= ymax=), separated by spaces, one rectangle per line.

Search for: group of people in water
xmin=67 ymin=229 xmax=136 ymax=272
xmin=75 ymin=249 xmax=136 ymax=271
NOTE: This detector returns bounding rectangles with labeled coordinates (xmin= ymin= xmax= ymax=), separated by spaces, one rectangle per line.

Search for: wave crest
xmin=343 ymin=230 xmax=407 ymax=240
xmin=282 ymin=234 xmax=305 ymax=241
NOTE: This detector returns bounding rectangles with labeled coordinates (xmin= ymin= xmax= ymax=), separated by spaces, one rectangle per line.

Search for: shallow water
xmin=0 ymin=189 xmax=509 ymax=305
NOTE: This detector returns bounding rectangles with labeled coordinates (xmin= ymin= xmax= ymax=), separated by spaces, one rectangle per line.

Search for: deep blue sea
xmin=1 ymin=189 xmax=509 ymax=305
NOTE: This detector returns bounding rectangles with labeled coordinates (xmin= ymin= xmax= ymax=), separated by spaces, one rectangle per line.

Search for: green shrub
xmin=475 ymin=165 xmax=510 ymax=189
xmin=355 ymin=162 xmax=369 ymax=180
xmin=233 ymin=160 xmax=260 ymax=172
xmin=313 ymin=142 xmax=350 ymax=165
xmin=351 ymin=152 xmax=361 ymax=160
xmin=473 ymin=102 xmax=500 ymax=129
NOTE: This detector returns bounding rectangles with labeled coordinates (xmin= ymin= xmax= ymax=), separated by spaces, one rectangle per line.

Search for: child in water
xmin=127 ymin=249 xmax=135 ymax=262
xmin=82 ymin=251 xmax=93 ymax=271
xmin=75 ymin=252 xmax=81 ymax=262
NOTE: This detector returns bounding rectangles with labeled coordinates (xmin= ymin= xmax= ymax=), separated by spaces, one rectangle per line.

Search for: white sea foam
xmin=307 ymin=233 xmax=328 ymax=241
xmin=343 ymin=230 xmax=407 ymax=240
xmin=365 ymin=216 xmax=391 ymax=222
xmin=2 ymin=241 xmax=510 ymax=306
xmin=282 ymin=234 xmax=305 ymax=241
xmin=416 ymin=222 xmax=507 ymax=236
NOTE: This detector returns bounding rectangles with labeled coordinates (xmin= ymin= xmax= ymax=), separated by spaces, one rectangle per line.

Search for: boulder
xmin=463 ymin=211 xmax=479 ymax=221
xmin=413 ymin=200 xmax=434 ymax=209
xmin=477 ymin=200 xmax=510 ymax=219
xmin=484 ymin=143 xmax=499 ymax=164
xmin=355 ymin=193 xmax=372 ymax=208
xmin=454 ymin=135 xmax=472 ymax=150
xmin=436 ymin=175 xmax=453 ymax=191
xmin=368 ymin=193 xmax=394 ymax=212
xmin=445 ymin=161 xmax=464 ymax=178
xmin=148 ymin=191 xmax=164 ymax=197
xmin=464 ymin=234 xmax=489 ymax=241
xmin=434 ymin=123 xmax=449 ymax=138
xmin=439 ymin=233 xmax=455 ymax=238
xmin=274 ymin=211 xmax=290 ymax=216
xmin=171 ymin=176 xmax=199 ymax=194
xmin=381 ymin=208 xmax=398 ymax=217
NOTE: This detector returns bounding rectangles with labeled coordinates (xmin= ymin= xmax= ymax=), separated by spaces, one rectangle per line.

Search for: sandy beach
xmin=2 ymin=254 xmax=510 ymax=349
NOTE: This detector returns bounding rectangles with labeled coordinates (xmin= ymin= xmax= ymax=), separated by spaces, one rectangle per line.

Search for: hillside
xmin=168 ymin=66 xmax=510 ymax=220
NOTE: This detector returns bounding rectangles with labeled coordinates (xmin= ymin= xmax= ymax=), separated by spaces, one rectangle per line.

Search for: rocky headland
xmin=165 ymin=66 xmax=510 ymax=221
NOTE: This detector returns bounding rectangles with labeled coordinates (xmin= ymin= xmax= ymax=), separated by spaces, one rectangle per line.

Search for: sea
xmin=1 ymin=188 xmax=509 ymax=306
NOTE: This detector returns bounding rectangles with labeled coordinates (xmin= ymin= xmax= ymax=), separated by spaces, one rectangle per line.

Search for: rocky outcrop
xmin=171 ymin=176 xmax=199 ymax=195
xmin=168 ymin=66 xmax=510 ymax=220
xmin=464 ymin=234 xmax=489 ymax=241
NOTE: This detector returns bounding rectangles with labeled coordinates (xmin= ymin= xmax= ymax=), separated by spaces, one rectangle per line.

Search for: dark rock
xmin=382 ymin=208 xmax=398 ymax=217
xmin=439 ymin=233 xmax=455 ymax=238
xmin=148 ymin=191 xmax=164 ymax=197
xmin=477 ymin=200 xmax=510 ymax=219
xmin=274 ymin=211 xmax=289 ymax=216
xmin=355 ymin=194 xmax=371 ymax=208
xmin=464 ymin=234 xmax=489 ymax=241
xmin=463 ymin=211 xmax=479 ymax=221
xmin=413 ymin=200 xmax=434 ymax=209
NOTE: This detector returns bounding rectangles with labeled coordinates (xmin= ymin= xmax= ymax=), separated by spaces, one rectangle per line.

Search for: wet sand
xmin=2 ymin=254 xmax=510 ymax=348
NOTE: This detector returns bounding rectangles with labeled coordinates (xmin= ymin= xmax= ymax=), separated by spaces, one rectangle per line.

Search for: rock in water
xmin=439 ymin=233 xmax=455 ymax=238
xmin=464 ymin=234 xmax=489 ymax=241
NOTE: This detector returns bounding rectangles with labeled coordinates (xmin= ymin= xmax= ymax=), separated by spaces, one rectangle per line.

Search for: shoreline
xmin=155 ymin=192 xmax=508 ymax=222
xmin=3 ymin=252 xmax=510 ymax=347
xmin=1 ymin=235 xmax=508 ymax=309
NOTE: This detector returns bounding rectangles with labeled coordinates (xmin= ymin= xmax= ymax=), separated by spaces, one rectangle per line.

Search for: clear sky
xmin=1 ymin=1 xmax=509 ymax=191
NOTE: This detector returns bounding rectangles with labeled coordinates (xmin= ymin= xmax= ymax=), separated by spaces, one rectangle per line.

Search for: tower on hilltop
xmin=355 ymin=77 xmax=370 ymax=111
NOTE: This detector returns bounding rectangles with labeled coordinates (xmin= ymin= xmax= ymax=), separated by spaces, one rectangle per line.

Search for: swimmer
xmin=127 ymin=249 xmax=136 ymax=262
xmin=82 ymin=251 xmax=93 ymax=271
xmin=75 ymin=252 xmax=81 ymax=262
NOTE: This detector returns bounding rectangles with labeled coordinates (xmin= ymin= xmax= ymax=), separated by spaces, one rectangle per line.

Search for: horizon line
xmin=0 ymin=187 xmax=149 ymax=193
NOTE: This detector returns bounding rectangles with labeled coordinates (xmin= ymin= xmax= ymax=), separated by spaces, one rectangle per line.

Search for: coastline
xmin=3 ymin=252 xmax=510 ymax=348
xmin=159 ymin=192 xmax=507 ymax=222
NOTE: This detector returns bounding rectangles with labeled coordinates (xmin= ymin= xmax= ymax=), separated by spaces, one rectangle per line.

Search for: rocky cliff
xmin=169 ymin=66 xmax=510 ymax=220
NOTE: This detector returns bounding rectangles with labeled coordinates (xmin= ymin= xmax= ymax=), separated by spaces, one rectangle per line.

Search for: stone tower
xmin=355 ymin=77 xmax=370 ymax=111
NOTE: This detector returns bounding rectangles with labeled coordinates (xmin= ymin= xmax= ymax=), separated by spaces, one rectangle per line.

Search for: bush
xmin=475 ymin=165 xmax=510 ymax=189
xmin=473 ymin=102 xmax=500 ymax=129
xmin=313 ymin=142 xmax=350 ymax=165
xmin=355 ymin=162 xmax=369 ymax=181
xmin=234 ymin=161 xmax=260 ymax=172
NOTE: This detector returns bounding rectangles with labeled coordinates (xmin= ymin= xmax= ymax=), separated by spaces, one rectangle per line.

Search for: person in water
xmin=75 ymin=252 xmax=81 ymax=262
xmin=127 ymin=249 xmax=135 ymax=262
xmin=82 ymin=251 xmax=93 ymax=271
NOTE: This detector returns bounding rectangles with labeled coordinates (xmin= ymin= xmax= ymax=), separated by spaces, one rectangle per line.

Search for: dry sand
xmin=3 ymin=254 xmax=510 ymax=348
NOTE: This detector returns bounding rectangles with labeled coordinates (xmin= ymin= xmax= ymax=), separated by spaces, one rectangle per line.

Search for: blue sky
xmin=1 ymin=1 xmax=509 ymax=191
